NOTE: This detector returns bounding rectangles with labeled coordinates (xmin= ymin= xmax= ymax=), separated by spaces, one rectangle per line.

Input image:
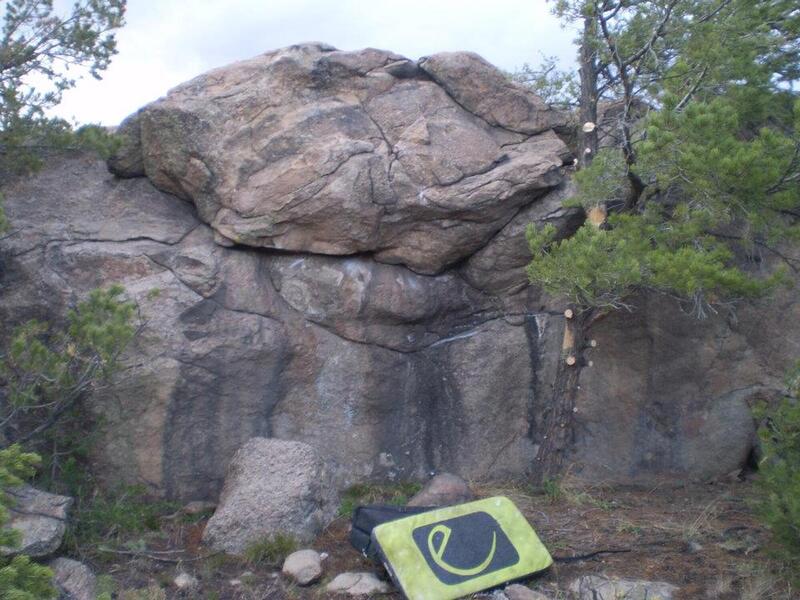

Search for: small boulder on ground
xmin=407 ymin=473 xmax=474 ymax=507
xmin=202 ymin=438 xmax=338 ymax=553
xmin=173 ymin=572 xmax=199 ymax=590
xmin=326 ymin=572 xmax=391 ymax=596
xmin=2 ymin=485 xmax=72 ymax=557
xmin=282 ymin=549 xmax=323 ymax=585
xmin=504 ymin=583 xmax=552 ymax=600
xmin=570 ymin=575 xmax=678 ymax=600
xmin=48 ymin=558 xmax=96 ymax=600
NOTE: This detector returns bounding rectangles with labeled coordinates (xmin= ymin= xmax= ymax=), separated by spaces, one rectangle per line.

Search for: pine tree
xmin=755 ymin=362 xmax=800 ymax=575
xmin=1 ymin=285 xmax=136 ymax=447
xmin=528 ymin=0 xmax=800 ymax=481
xmin=0 ymin=0 xmax=126 ymax=176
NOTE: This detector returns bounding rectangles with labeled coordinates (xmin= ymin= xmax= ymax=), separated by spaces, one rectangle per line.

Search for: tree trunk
xmin=534 ymin=306 xmax=594 ymax=484
xmin=578 ymin=10 xmax=599 ymax=170
xmin=532 ymin=5 xmax=602 ymax=484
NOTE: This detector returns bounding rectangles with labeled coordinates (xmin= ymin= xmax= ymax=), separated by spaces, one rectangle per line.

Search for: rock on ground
xmin=49 ymin=558 xmax=96 ymax=600
xmin=325 ymin=572 xmax=391 ymax=595
xmin=503 ymin=584 xmax=552 ymax=600
xmin=173 ymin=572 xmax=199 ymax=590
xmin=570 ymin=575 xmax=678 ymax=600
xmin=407 ymin=473 xmax=474 ymax=506
xmin=282 ymin=549 xmax=323 ymax=586
xmin=1 ymin=485 xmax=72 ymax=557
xmin=202 ymin=438 xmax=338 ymax=552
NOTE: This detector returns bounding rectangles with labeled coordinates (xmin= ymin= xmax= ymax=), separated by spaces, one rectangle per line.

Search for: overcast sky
xmin=51 ymin=0 xmax=579 ymax=126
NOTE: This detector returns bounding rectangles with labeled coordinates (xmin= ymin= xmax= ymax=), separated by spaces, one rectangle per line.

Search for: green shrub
xmin=0 ymin=445 xmax=56 ymax=599
xmin=65 ymin=484 xmax=179 ymax=553
xmin=96 ymin=574 xmax=116 ymax=600
xmin=0 ymin=195 xmax=7 ymax=234
xmin=0 ymin=555 xmax=56 ymax=599
xmin=243 ymin=533 xmax=297 ymax=567
xmin=337 ymin=481 xmax=422 ymax=518
xmin=120 ymin=585 xmax=166 ymax=600
xmin=756 ymin=362 xmax=800 ymax=569
xmin=1 ymin=285 xmax=136 ymax=448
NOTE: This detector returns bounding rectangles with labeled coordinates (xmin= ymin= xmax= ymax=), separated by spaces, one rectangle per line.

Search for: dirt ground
xmin=87 ymin=476 xmax=797 ymax=599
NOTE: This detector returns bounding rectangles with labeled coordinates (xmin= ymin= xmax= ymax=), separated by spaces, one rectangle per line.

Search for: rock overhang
xmin=108 ymin=43 xmax=572 ymax=275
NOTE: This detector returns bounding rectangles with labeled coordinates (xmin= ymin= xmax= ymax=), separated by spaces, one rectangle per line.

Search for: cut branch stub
xmin=587 ymin=204 xmax=607 ymax=229
xmin=566 ymin=355 xmax=577 ymax=366
xmin=564 ymin=308 xmax=575 ymax=319
xmin=589 ymin=339 xmax=598 ymax=348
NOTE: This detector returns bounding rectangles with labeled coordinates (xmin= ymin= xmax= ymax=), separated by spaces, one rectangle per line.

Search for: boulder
xmin=49 ymin=558 xmax=96 ymax=600
xmin=108 ymin=43 xmax=570 ymax=274
xmin=2 ymin=485 xmax=71 ymax=557
xmin=202 ymin=438 xmax=338 ymax=552
xmin=407 ymin=473 xmax=474 ymax=507
xmin=461 ymin=180 xmax=582 ymax=294
xmin=282 ymin=549 xmax=323 ymax=585
xmin=504 ymin=584 xmax=552 ymax=600
xmin=0 ymin=153 xmax=562 ymax=500
xmin=570 ymin=575 xmax=678 ymax=600
xmin=173 ymin=572 xmax=199 ymax=590
xmin=1 ymin=44 xmax=797 ymax=501
xmin=325 ymin=572 xmax=391 ymax=595
xmin=106 ymin=112 xmax=144 ymax=177
xmin=418 ymin=52 xmax=566 ymax=135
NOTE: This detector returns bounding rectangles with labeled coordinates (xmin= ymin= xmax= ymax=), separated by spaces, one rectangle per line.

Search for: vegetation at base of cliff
xmin=0 ymin=445 xmax=57 ymax=599
xmin=64 ymin=485 xmax=179 ymax=559
xmin=755 ymin=362 xmax=800 ymax=578
xmin=337 ymin=481 xmax=423 ymax=518
xmin=243 ymin=533 xmax=298 ymax=568
xmin=0 ymin=2 xmax=129 ymax=595
xmin=0 ymin=286 xmax=136 ymax=593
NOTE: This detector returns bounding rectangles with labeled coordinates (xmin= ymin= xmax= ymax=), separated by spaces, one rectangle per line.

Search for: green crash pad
xmin=371 ymin=496 xmax=552 ymax=600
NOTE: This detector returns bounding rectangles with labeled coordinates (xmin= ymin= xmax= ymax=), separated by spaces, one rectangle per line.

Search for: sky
xmin=51 ymin=0 xmax=579 ymax=126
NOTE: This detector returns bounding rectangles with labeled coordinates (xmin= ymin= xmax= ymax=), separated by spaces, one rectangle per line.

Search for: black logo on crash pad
xmin=412 ymin=511 xmax=519 ymax=585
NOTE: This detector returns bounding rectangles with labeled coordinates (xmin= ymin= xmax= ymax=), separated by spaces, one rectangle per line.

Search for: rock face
xmin=1 ymin=44 xmax=797 ymax=501
xmin=1 ymin=485 xmax=71 ymax=557
xmin=202 ymin=438 xmax=338 ymax=552
xmin=108 ymin=43 xmax=570 ymax=275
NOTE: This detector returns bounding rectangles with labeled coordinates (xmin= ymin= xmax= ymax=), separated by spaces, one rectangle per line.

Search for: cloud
xmin=52 ymin=0 xmax=577 ymax=125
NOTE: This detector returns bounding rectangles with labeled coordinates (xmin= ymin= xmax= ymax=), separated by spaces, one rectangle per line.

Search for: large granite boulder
xmin=0 ymin=44 xmax=797 ymax=502
xmin=0 ymin=149 xmax=561 ymax=500
xmin=202 ymin=438 xmax=338 ymax=552
xmin=107 ymin=43 xmax=571 ymax=274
